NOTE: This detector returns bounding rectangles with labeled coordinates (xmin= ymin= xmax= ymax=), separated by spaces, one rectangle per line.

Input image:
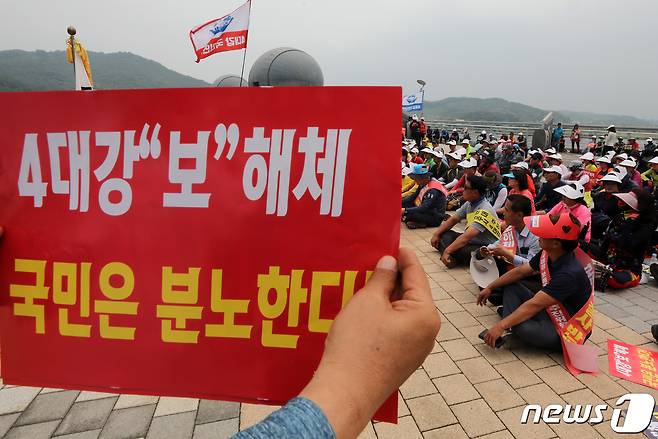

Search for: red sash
xmin=500 ymin=226 xmax=517 ymax=254
xmin=414 ymin=179 xmax=447 ymax=207
xmin=539 ymin=249 xmax=598 ymax=375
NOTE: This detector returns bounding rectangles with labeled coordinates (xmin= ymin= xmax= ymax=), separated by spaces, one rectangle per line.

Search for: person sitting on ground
xmin=590 ymin=172 xmax=624 ymax=244
xmin=497 ymin=143 xmax=523 ymax=175
xmin=534 ymin=166 xmax=566 ymax=212
xmin=588 ymin=189 xmax=655 ymax=291
xmin=510 ymin=161 xmax=536 ymax=197
xmin=431 ymin=175 xmax=500 ymax=268
xmin=479 ymin=195 xmax=542 ymax=305
xmin=446 ymin=157 xmax=478 ymax=210
xmin=620 ymin=159 xmax=642 ymax=187
xmin=478 ymin=151 xmax=499 ymax=175
xmin=409 ymin=147 xmax=424 ymax=164
xmin=500 ymin=170 xmax=536 ymax=215
xmin=594 ymin=155 xmax=614 ymax=183
xmin=565 ymin=160 xmax=593 ymax=207
xmin=483 ymin=171 xmax=508 ymax=212
xmin=547 ymin=182 xmax=591 ymax=243
xmin=401 ymin=165 xmax=417 ymax=199
xmin=420 ymin=148 xmax=440 ymax=176
xmin=235 ymin=250 xmax=440 ymax=439
xmin=527 ymin=151 xmax=546 ymax=186
xmin=439 ymin=152 xmax=462 ymax=187
xmin=477 ymin=214 xmax=592 ymax=351
xmin=642 ymin=157 xmax=658 ymax=195
xmin=547 ymin=153 xmax=569 ymax=179
xmin=580 ymin=152 xmax=598 ymax=174
xmin=401 ymin=164 xmax=448 ymax=229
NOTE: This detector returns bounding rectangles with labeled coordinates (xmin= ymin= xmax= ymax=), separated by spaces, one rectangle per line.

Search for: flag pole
xmin=67 ymin=26 xmax=77 ymax=89
xmin=239 ymin=0 xmax=252 ymax=87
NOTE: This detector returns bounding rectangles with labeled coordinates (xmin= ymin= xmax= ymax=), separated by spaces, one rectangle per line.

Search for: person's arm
xmin=476 ymin=263 xmax=536 ymax=305
xmin=430 ymin=214 xmax=460 ymax=248
xmin=576 ymin=174 xmax=589 ymax=186
xmin=235 ymin=250 xmax=440 ymax=439
xmin=444 ymin=178 xmax=458 ymax=190
xmin=484 ymin=291 xmax=558 ymax=348
xmin=492 ymin=187 xmax=508 ymax=211
xmin=443 ymin=225 xmax=479 ymax=257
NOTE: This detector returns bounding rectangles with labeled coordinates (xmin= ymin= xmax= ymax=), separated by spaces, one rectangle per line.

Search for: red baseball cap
xmin=524 ymin=214 xmax=581 ymax=240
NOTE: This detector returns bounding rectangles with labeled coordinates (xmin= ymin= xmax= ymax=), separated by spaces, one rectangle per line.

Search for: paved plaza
xmin=1 ymin=223 xmax=658 ymax=438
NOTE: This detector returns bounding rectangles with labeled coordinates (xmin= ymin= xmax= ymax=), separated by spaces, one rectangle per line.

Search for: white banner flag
xmin=189 ymin=0 xmax=251 ymax=63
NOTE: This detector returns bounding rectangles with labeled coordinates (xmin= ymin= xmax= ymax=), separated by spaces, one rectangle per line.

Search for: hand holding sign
xmin=300 ymin=248 xmax=440 ymax=438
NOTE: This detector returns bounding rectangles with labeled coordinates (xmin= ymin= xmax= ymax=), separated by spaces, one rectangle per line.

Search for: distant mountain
xmin=0 ymin=50 xmax=210 ymax=91
xmin=420 ymin=97 xmax=658 ymax=127
xmin=559 ymin=110 xmax=658 ymax=128
xmin=421 ymin=97 xmax=567 ymax=123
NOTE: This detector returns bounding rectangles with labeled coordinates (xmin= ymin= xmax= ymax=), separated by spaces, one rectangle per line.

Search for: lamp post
xmin=417 ymin=79 xmax=426 ymax=117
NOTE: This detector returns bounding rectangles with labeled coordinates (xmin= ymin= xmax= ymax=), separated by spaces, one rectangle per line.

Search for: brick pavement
xmin=1 ymin=223 xmax=657 ymax=438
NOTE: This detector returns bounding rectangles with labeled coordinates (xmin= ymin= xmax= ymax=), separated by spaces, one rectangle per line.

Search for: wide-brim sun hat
xmin=613 ymin=192 xmax=639 ymax=211
xmin=470 ymin=252 xmax=499 ymax=288
xmin=599 ymin=172 xmax=623 ymax=184
xmin=458 ymin=158 xmax=478 ymax=168
xmin=580 ymin=152 xmax=595 ymax=161
xmin=554 ymin=182 xmax=585 ymax=200
xmin=543 ymin=165 xmax=564 ymax=175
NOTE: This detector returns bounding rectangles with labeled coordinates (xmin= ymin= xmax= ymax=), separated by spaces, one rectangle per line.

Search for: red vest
xmin=415 ymin=179 xmax=447 ymax=207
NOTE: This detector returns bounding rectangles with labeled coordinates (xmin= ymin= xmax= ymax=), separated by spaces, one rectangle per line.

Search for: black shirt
xmin=529 ymin=251 xmax=590 ymax=316
xmin=535 ymin=180 xmax=565 ymax=212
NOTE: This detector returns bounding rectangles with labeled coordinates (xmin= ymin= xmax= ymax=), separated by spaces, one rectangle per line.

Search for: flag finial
xmin=67 ymin=26 xmax=77 ymax=36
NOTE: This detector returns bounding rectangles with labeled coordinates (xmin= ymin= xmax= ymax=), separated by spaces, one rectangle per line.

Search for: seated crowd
xmin=401 ymin=127 xmax=658 ymax=351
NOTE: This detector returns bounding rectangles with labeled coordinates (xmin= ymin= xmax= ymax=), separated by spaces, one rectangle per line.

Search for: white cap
xmin=616 ymin=153 xmax=628 ymax=160
xmin=548 ymin=153 xmax=563 ymax=160
xmin=433 ymin=146 xmax=444 ymax=155
xmin=452 ymin=128 xmax=458 ymax=132
xmin=579 ymin=152 xmax=595 ymax=161
xmin=462 ymin=139 xmax=470 ymax=145
xmin=607 ymin=124 xmax=615 ymax=130
xmin=511 ymin=161 xmax=529 ymax=170
xmin=421 ymin=147 xmax=434 ymax=154
xmin=481 ymin=130 xmax=487 ymax=135
xmin=545 ymin=147 xmax=557 ymax=154
xmin=543 ymin=165 xmax=564 ymax=175
xmin=458 ymin=157 xmax=478 ymax=168
xmin=649 ymin=157 xmax=658 ymax=164
xmin=599 ymin=172 xmax=623 ymax=184
xmin=613 ymin=192 xmax=639 ymax=211
xmin=456 ymin=147 xmax=467 ymax=156
xmin=518 ymin=132 xmax=524 ymax=135
xmin=647 ymin=138 xmax=654 ymax=142
xmin=402 ymin=166 xmax=412 ymax=176
xmin=596 ymin=156 xmax=612 ymax=164
xmin=620 ymin=159 xmax=637 ymax=167
xmin=446 ymin=152 xmax=461 ymax=161
xmin=411 ymin=147 xmax=419 ymax=154
xmin=554 ymin=182 xmax=585 ymax=200
xmin=412 ymin=114 xmax=418 ymax=121
xmin=448 ymin=140 xmax=457 ymax=146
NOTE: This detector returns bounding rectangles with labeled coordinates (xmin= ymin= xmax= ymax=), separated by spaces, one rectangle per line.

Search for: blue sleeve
xmin=231 ymin=398 xmax=336 ymax=439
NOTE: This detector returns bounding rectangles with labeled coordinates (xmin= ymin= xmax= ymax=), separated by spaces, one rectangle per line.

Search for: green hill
xmin=0 ymin=50 xmax=210 ymax=91
xmin=421 ymin=97 xmax=566 ymax=123
xmin=421 ymin=96 xmax=658 ymax=127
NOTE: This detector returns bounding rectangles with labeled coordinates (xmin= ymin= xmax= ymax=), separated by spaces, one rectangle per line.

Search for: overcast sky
xmin=2 ymin=0 xmax=657 ymax=119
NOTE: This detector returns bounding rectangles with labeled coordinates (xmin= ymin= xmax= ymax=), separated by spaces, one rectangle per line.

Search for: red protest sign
xmin=0 ymin=86 xmax=401 ymax=421
xmin=608 ymin=339 xmax=658 ymax=389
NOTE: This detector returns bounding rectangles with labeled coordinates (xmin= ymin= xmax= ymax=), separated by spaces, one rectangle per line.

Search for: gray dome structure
xmin=214 ymin=75 xmax=247 ymax=87
xmin=248 ymin=47 xmax=324 ymax=87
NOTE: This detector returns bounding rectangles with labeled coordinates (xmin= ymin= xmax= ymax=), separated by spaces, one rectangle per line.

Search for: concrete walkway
xmin=0 ymin=223 xmax=657 ymax=438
